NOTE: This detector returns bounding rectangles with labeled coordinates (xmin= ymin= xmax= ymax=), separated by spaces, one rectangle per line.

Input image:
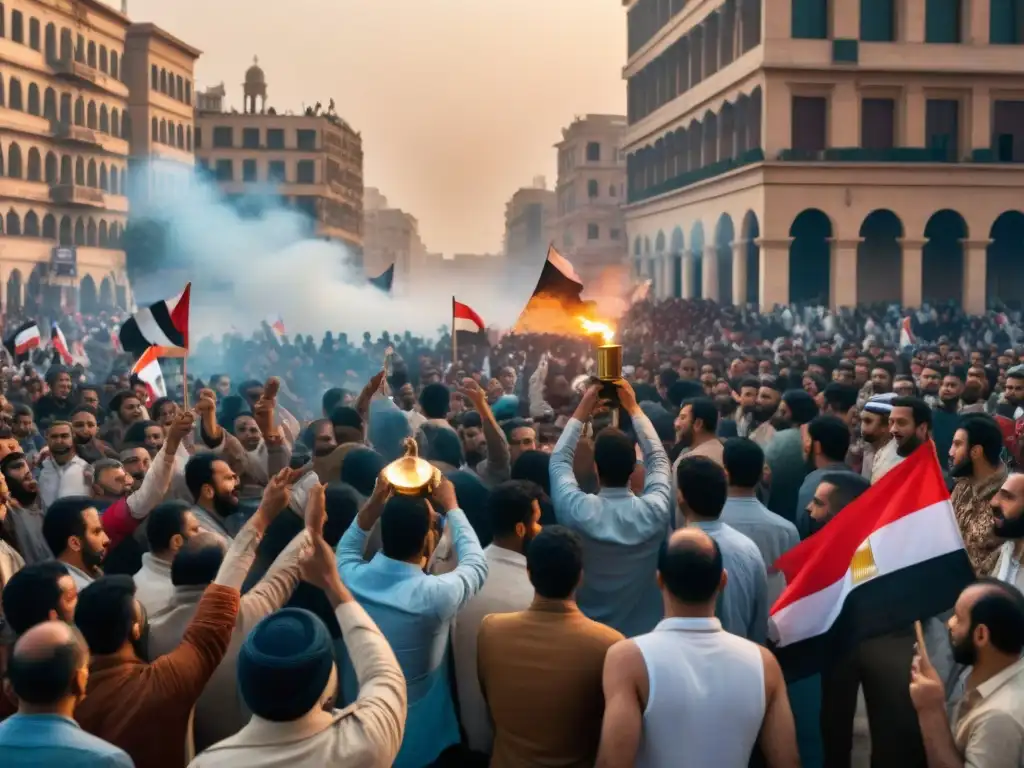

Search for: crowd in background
xmin=0 ymin=296 xmax=1023 ymax=766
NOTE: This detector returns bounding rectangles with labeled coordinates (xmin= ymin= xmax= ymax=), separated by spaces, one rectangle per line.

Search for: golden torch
xmin=580 ymin=318 xmax=622 ymax=414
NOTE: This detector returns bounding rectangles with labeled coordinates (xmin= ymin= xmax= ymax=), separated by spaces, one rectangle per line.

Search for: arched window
xmin=176 ymin=123 xmax=184 ymax=148
xmin=86 ymin=218 xmax=97 ymax=246
xmin=74 ymin=96 xmax=84 ymax=126
xmin=8 ymin=143 xmax=22 ymax=178
xmin=26 ymin=83 xmax=39 ymax=115
xmin=159 ymin=119 xmax=167 ymax=144
xmin=99 ymin=163 xmax=108 ymax=190
xmin=75 ymin=156 xmax=84 ymax=185
xmin=99 ymin=220 xmax=108 ymax=246
xmin=59 ymin=216 xmax=72 ymax=245
xmin=11 ymin=10 xmax=23 ymax=43
xmin=60 ymin=27 xmax=72 ymax=62
xmin=159 ymin=68 xmax=167 ymax=93
xmin=176 ymin=74 xmax=183 ymax=101
xmin=28 ymin=17 xmax=39 ymax=50
xmin=44 ymin=152 xmax=57 ymax=183
xmin=42 ymin=214 xmax=56 ymax=239
xmin=151 ymin=117 xmax=158 ymax=141
xmin=43 ymin=87 xmax=56 ymax=120
xmin=86 ymin=101 xmax=97 ymax=129
xmin=74 ymin=218 xmax=85 ymax=245
xmin=185 ymin=81 xmax=192 ymax=104
xmin=24 ymin=211 xmax=39 ymax=237
xmin=59 ymin=92 xmax=71 ymax=125
xmin=110 ymin=167 xmax=118 ymax=195
xmin=87 ymin=159 xmax=97 ymax=187
xmin=75 ymin=33 xmax=84 ymax=63
xmin=151 ymin=64 xmax=158 ymax=89
xmin=87 ymin=41 xmax=96 ymax=68
xmin=186 ymin=126 xmax=192 ymax=151
xmin=99 ymin=45 xmax=108 ymax=72
xmin=121 ymin=111 xmax=129 ymax=137
xmin=60 ymin=155 xmax=71 ymax=184
xmin=26 ymin=148 xmax=40 ymax=181
xmin=99 ymin=105 xmax=109 ymax=133
xmin=45 ymin=23 xmax=56 ymax=61
xmin=111 ymin=107 xmax=119 ymax=137
xmin=6 ymin=210 xmax=21 ymax=236
xmin=110 ymin=51 xmax=119 ymax=80
xmin=9 ymin=78 xmax=22 ymax=110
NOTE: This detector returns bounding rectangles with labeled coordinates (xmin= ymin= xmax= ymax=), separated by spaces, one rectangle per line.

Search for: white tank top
xmin=634 ymin=617 xmax=766 ymax=768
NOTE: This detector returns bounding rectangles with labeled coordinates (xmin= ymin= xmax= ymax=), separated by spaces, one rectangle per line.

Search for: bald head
xmin=658 ymin=528 xmax=724 ymax=604
xmin=170 ymin=531 xmax=227 ymax=587
xmin=8 ymin=620 xmax=88 ymax=706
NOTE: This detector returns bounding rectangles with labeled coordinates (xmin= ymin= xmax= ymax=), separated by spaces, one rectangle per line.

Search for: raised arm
xmin=459 ymin=378 xmax=510 ymax=483
xmin=550 ymin=384 xmax=604 ymax=525
xmin=126 ymin=411 xmax=194 ymax=520
xmin=336 ymin=474 xmax=390 ymax=577
xmin=431 ymin=477 xmax=488 ymax=618
xmin=595 ymin=640 xmax=647 ymax=768
xmin=617 ymin=381 xmax=671 ymax=506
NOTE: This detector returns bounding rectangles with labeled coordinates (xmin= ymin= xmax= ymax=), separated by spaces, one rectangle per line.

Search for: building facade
xmin=552 ymin=114 xmax=629 ymax=293
xmin=0 ymin=0 xmax=138 ymax=314
xmin=503 ymin=178 xmax=556 ymax=264
xmin=362 ymin=187 xmax=426 ymax=291
xmin=623 ymin=0 xmax=1024 ymax=314
xmin=194 ymin=61 xmax=364 ymax=254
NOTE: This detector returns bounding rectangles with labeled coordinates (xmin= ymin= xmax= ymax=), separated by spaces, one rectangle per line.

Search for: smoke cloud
xmin=129 ymin=161 xmax=542 ymax=341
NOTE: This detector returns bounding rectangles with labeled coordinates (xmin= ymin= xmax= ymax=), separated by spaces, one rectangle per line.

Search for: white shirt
xmin=634 ymin=617 xmax=766 ymax=768
xmin=133 ymin=552 xmax=175 ymax=617
xmin=38 ymin=455 xmax=91 ymax=509
xmin=452 ymin=544 xmax=534 ymax=753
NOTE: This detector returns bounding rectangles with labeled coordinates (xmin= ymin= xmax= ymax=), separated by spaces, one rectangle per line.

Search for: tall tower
xmin=243 ymin=56 xmax=267 ymax=115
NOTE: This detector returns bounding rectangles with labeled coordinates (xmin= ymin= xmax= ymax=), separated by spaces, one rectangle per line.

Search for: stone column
xmin=903 ymin=0 xmax=926 ymax=42
xmin=970 ymin=86 xmax=991 ymax=156
xmin=755 ymin=237 xmax=792 ymax=309
xmin=898 ymin=238 xmax=925 ymax=308
xmin=829 ymin=237 xmax=862 ymax=309
xmin=831 ymin=0 xmax=859 ymax=38
xmin=961 ymin=238 xmax=991 ymax=315
xmin=732 ymin=240 xmax=748 ymax=306
xmin=901 ymin=86 xmax=926 ymax=147
xmin=829 ymin=81 xmax=860 ymax=148
xmin=969 ymin=0 xmax=991 ymax=44
xmin=682 ymin=251 xmax=696 ymax=299
xmin=703 ymin=246 xmax=720 ymax=303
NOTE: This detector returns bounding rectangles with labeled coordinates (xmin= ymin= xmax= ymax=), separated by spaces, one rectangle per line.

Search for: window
xmin=861 ymin=98 xmax=895 ymax=150
xmin=297 ymin=129 xmax=317 ymax=150
xmin=994 ymin=100 xmax=1024 ymax=161
xmin=610 ymin=228 xmax=622 ymax=240
xmin=11 ymin=10 xmax=23 ymax=43
xmin=587 ymin=179 xmax=599 ymax=198
xmin=242 ymin=127 xmax=260 ymax=148
xmin=925 ymin=0 xmax=962 ymax=43
xmin=267 ymin=129 xmax=285 ymax=149
xmin=268 ymin=161 xmax=286 ymax=182
xmin=586 ymin=142 xmax=601 ymax=162
xmin=792 ymin=0 xmax=829 ymax=39
xmin=925 ymin=98 xmax=960 ymax=160
xmin=212 ymin=126 xmax=233 ymax=148
xmin=242 ymin=159 xmax=257 ymax=182
xmin=29 ymin=17 xmax=39 ymax=50
xmin=791 ymin=96 xmax=828 ymax=152
xmin=151 ymin=65 xmax=158 ymax=89
xmin=215 ymin=159 xmax=233 ymax=181
xmin=609 ymin=184 xmax=618 ymax=197
xmin=991 ymin=0 xmax=1024 ymax=44
xmin=111 ymin=51 xmax=119 ymax=80
xmin=296 ymin=160 xmax=315 ymax=183
xmin=860 ymin=0 xmax=896 ymax=40
xmin=194 ymin=127 xmax=202 ymax=149
xmin=587 ymin=223 xmax=600 ymax=240
xmin=75 ymin=33 xmax=84 ymax=63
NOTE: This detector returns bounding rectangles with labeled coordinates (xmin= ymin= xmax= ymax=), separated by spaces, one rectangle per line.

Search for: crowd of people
xmin=0 ymin=296 xmax=1022 ymax=767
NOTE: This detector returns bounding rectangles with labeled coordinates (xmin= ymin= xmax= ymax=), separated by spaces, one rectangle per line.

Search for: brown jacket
xmin=76 ymin=584 xmax=240 ymax=768
xmin=478 ymin=599 xmax=624 ymax=768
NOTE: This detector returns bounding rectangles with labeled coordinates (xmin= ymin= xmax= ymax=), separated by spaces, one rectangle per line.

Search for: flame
xmin=579 ymin=317 xmax=615 ymax=343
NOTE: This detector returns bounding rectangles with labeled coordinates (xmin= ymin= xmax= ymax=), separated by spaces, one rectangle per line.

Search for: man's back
xmin=0 ymin=713 xmax=134 ymax=767
xmin=720 ymin=496 xmax=799 ymax=604
xmin=633 ymin=618 xmax=766 ymax=768
xmin=689 ymin=521 xmax=768 ymax=642
xmin=478 ymin=602 xmax=624 ymax=768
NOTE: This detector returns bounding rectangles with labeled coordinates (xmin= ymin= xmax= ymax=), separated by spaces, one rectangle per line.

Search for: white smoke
xmin=129 ymin=161 xmax=540 ymax=341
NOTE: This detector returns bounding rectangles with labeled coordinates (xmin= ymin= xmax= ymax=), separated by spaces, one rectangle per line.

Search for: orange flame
xmin=579 ymin=317 xmax=615 ymax=343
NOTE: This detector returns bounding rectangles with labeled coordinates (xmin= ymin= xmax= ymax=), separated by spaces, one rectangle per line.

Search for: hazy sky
xmin=121 ymin=0 xmax=627 ymax=255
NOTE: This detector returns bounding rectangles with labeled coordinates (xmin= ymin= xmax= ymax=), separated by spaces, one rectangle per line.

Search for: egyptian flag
xmin=50 ymin=322 xmax=72 ymax=365
xmin=4 ymin=321 xmax=41 ymax=362
xmin=514 ymin=244 xmax=590 ymax=335
xmin=119 ymin=284 xmax=190 ymax=357
xmin=769 ymin=443 xmax=973 ymax=681
xmin=370 ymin=264 xmax=395 ymax=294
xmin=899 ymin=316 xmax=915 ymax=350
xmin=453 ymin=299 xmax=488 ymax=345
xmin=130 ymin=346 xmax=167 ymax=406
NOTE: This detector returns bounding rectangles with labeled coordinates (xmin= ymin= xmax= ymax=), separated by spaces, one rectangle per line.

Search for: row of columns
xmin=652 ymin=241 xmax=753 ymax=304
xmin=759 ymin=237 xmax=990 ymax=313
xmin=786 ymin=0 xmax=995 ymax=45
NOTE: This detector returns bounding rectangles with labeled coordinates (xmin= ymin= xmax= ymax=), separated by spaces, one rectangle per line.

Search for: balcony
xmin=150 ymin=143 xmax=195 ymax=166
xmin=628 ymin=148 xmax=765 ymax=204
xmin=50 ymin=184 xmax=106 ymax=208
xmin=774 ymin=147 xmax=1024 ymax=165
xmin=51 ymin=122 xmax=100 ymax=147
xmin=51 ymin=57 xmax=129 ymax=98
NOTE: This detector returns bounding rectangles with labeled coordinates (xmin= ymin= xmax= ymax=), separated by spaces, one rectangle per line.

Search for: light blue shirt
xmin=336 ymin=509 xmax=487 ymax=768
xmin=689 ymin=520 xmax=769 ymax=644
xmin=0 ymin=713 xmax=134 ymax=767
xmin=720 ymin=495 xmax=800 ymax=605
xmin=550 ymin=413 xmax=672 ymax=638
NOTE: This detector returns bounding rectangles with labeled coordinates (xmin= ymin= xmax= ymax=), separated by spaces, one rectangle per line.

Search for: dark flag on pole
xmin=369 ymin=264 xmax=395 ymax=294
xmin=514 ymin=244 xmax=592 ymax=334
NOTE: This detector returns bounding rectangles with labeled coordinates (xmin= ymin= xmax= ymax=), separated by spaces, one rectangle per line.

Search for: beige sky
xmin=122 ymin=0 xmax=627 ymax=255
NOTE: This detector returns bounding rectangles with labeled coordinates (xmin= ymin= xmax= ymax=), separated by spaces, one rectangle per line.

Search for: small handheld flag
xmin=130 ymin=346 xmax=167 ymax=407
xmin=4 ymin=321 xmax=41 ymax=362
xmin=119 ymin=283 xmax=191 ymax=357
xmin=51 ymin=322 xmax=72 ymax=365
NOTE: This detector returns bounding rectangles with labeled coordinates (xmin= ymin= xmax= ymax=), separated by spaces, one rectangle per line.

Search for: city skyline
xmin=117 ymin=0 xmax=628 ymax=256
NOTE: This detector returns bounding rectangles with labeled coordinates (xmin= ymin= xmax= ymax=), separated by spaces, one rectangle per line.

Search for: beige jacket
xmin=148 ymin=531 xmax=307 ymax=752
xmin=188 ymin=601 xmax=406 ymax=768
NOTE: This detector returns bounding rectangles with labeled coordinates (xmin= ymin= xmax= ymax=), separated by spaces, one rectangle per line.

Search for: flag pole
xmin=181 ymin=353 xmax=189 ymax=411
xmin=451 ymin=296 xmax=457 ymax=377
